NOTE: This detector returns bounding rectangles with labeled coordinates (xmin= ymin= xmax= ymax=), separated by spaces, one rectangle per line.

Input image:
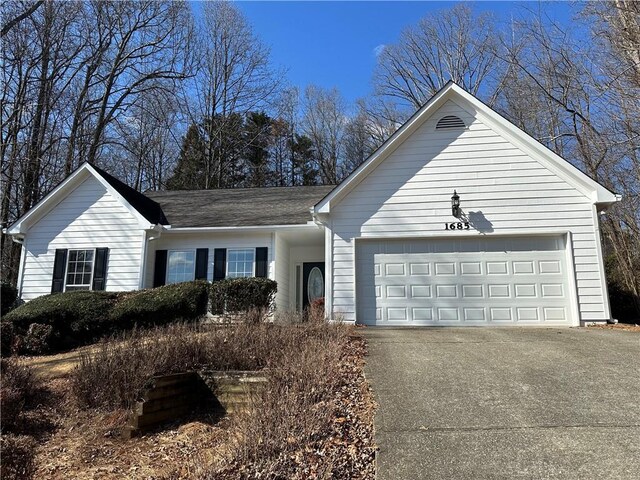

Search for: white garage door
xmin=356 ymin=236 xmax=574 ymax=326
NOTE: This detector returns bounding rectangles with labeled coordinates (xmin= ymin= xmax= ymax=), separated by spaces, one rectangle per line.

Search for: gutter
xmin=161 ymin=223 xmax=322 ymax=234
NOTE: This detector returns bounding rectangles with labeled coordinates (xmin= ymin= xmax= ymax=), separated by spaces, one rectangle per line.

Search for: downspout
xmin=8 ymin=234 xmax=26 ymax=299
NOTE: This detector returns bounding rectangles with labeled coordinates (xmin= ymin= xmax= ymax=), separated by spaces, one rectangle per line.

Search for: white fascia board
xmin=313 ymin=82 xmax=619 ymax=214
xmin=6 ymin=163 xmax=158 ymax=235
xmin=162 ymin=223 xmax=322 ymax=234
xmin=314 ymin=83 xmax=454 ymax=214
xmin=83 ymin=163 xmax=156 ymax=228
xmin=6 ymin=164 xmax=92 ymax=235
xmin=448 ymin=84 xmax=618 ymax=205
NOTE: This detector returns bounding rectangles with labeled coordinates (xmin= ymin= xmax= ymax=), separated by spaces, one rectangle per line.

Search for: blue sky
xmin=229 ymin=1 xmax=576 ymax=106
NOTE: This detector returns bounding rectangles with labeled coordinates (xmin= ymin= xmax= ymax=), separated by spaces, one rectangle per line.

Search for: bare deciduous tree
xmin=302 ymin=85 xmax=347 ymax=184
xmin=188 ymin=0 xmax=281 ymax=189
xmin=373 ymin=4 xmax=500 ymax=110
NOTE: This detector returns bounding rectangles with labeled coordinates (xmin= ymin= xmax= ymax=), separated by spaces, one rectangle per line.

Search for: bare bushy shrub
xmin=0 ymin=359 xmax=37 ymax=432
xmin=71 ymin=316 xmax=347 ymax=411
xmin=204 ymin=321 xmax=351 ymax=477
xmin=72 ymin=324 xmax=212 ymax=410
xmin=238 ymin=338 xmax=344 ymax=460
xmin=0 ymin=434 xmax=36 ymax=480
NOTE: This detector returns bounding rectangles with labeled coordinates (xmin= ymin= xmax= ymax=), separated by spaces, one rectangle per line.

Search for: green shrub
xmin=210 ymin=277 xmax=277 ymax=315
xmin=1 ymin=282 xmax=18 ymax=316
xmin=110 ymin=281 xmax=209 ymax=329
xmin=5 ymin=282 xmax=208 ymax=355
xmin=4 ymin=291 xmax=121 ymax=352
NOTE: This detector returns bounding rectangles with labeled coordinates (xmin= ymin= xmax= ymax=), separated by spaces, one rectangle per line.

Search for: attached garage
xmin=356 ymin=235 xmax=576 ymax=326
xmin=315 ymin=83 xmax=618 ymax=326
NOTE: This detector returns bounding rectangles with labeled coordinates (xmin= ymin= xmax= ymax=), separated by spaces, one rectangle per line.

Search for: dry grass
xmin=200 ymin=323 xmax=376 ymax=479
xmin=5 ymin=315 xmax=376 ymax=479
xmin=71 ymin=321 xmax=344 ymax=410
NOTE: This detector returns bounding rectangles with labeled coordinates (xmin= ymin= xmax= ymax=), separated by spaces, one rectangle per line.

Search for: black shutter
xmin=92 ymin=248 xmax=109 ymax=290
xmin=153 ymin=250 xmax=168 ymax=287
xmin=213 ymin=248 xmax=226 ymax=281
xmin=195 ymin=248 xmax=209 ymax=280
xmin=255 ymin=247 xmax=268 ymax=278
xmin=51 ymin=249 xmax=68 ymax=293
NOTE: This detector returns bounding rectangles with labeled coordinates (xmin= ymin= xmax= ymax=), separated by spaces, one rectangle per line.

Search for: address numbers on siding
xmin=444 ymin=222 xmax=470 ymax=230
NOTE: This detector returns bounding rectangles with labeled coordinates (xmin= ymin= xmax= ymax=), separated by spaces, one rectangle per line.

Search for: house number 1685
xmin=445 ymin=222 xmax=470 ymax=230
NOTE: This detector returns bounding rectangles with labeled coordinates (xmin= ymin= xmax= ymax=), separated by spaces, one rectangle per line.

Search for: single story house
xmin=5 ymin=82 xmax=619 ymax=326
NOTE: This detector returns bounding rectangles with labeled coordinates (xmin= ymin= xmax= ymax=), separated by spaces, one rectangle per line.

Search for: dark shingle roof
xmin=91 ymin=164 xmax=169 ymax=225
xmin=144 ymin=185 xmax=335 ymax=228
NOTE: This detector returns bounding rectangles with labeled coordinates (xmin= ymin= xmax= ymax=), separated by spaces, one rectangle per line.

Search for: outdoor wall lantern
xmin=451 ymin=190 xmax=461 ymax=218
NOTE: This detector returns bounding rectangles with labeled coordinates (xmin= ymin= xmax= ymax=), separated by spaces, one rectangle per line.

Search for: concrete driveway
xmin=364 ymin=328 xmax=640 ymax=479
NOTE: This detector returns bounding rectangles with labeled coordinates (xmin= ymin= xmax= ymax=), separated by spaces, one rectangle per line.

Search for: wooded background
xmin=1 ymin=1 xmax=638 ymax=318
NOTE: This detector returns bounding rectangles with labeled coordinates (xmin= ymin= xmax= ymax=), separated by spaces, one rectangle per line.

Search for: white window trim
xmin=226 ymin=248 xmax=256 ymax=278
xmin=63 ymin=248 xmax=96 ymax=292
xmin=166 ymin=249 xmax=197 ymax=284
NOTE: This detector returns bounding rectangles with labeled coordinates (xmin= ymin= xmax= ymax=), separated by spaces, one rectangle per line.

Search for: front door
xmin=302 ymin=262 xmax=325 ymax=309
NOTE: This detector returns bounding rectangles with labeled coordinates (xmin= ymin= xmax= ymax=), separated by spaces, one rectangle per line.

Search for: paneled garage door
xmin=356 ymin=236 xmax=574 ymax=326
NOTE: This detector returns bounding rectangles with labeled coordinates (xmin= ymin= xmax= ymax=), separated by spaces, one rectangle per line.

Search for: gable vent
xmin=436 ymin=115 xmax=465 ymax=130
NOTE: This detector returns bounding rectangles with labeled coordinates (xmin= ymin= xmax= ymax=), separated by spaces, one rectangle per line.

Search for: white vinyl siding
xmin=20 ymin=176 xmax=144 ymax=300
xmin=329 ymin=100 xmax=607 ymax=324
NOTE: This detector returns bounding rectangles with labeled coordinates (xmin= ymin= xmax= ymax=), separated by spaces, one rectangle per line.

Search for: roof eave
xmin=5 ymin=164 xmax=92 ymax=236
xmin=314 ymin=83 xmax=454 ymax=214
xmin=162 ymin=223 xmax=321 ymax=233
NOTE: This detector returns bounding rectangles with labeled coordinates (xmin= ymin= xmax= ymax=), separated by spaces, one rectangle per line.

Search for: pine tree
xmin=291 ymin=134 xmax=318 ymax=185
xmin=243 ymin=111 xmax=272 ymax=187
xmin=167 ymin=124 xmax=207 ymax=190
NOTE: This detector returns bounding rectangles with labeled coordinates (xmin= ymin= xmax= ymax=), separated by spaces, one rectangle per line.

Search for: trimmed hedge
xmin=210 ymin=277 xmax=277 ymax=315
xmin=4 ymin=291 xmax=120 ymax=353
xmin=4 ymin=282 xmax=209 ymax=355
xmin=1 ymin=282 xmax=18 ymax=316
xmin=110 ymin=281 xmax=209 ymax=329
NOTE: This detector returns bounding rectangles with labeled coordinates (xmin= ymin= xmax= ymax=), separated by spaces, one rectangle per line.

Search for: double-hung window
xmin=166 ymin=250 xmax=196 ymax=284
xmin=65 ymin=249 xmax=94 ymax=291
xmin=227 ymin=249 xmax=255 ymax=278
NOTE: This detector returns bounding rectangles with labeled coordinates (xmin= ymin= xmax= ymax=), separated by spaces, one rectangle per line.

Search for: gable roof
xmin=314 ymin=82 xmax=619 ymax=214
xmin=90 ymin=165 xmax=167 ymax=225
xmin=5 ymin=161 xmax=334 ymax=235
xmin=5 ymin=162 xmax=165 ymax=235
xmin=146 ymin=186 xmax=334 ymax=228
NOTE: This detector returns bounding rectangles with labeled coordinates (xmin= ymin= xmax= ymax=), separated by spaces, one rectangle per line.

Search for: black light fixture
xmin=451 ymin=190 xmax=461 ymax=218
